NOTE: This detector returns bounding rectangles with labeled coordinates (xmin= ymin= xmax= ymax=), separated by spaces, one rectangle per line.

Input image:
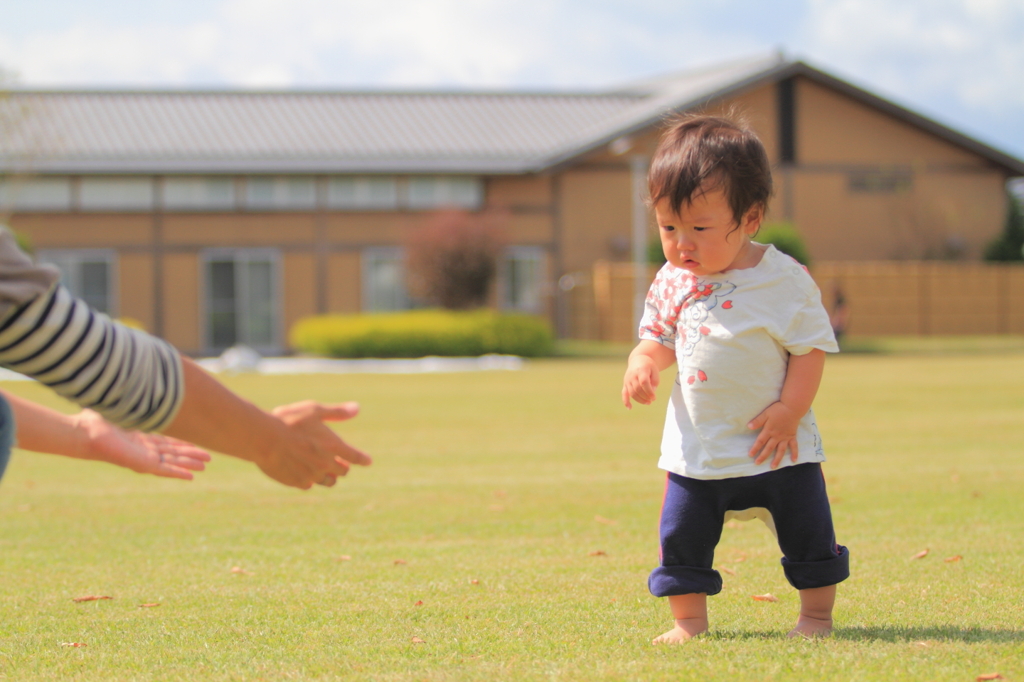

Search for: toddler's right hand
xmin=622 ymin=357 xmax=661 ymax=409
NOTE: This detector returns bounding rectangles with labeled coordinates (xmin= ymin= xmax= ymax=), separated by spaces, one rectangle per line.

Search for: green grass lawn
xmin=1 ymin=350 xmax=1023 ymax=680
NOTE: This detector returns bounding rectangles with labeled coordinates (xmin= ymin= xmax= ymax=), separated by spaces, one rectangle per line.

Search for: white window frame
xmin=406 ymin=176 xmax=483 ymax=210
xmin=36 ymin=248 xmax=118 ymax=316
xmin=80 ymin=176 xmax=155 ymax=211
xmin=200 ymin=248 xmax=282 ymax=354
xmin=0 ymin=176 xmax=73 ymax=212
xmin=499 ymin=246 xmax=547 ymax=314
xmin=361 ymin=247 xmax=410 ymax=312
xmin=328 ymin=176 xmax=399 ymax=210
xmin=163 ymin=176 xmax=236 ymax=211
xmin=244 ymin=176 xmax=316 ymax=211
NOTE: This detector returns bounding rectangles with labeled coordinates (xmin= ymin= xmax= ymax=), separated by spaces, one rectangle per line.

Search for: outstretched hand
xmin=255 ymin=401 xmax=372 ymax=489
xmin=74 ymin=409 xmax=211 ymax=480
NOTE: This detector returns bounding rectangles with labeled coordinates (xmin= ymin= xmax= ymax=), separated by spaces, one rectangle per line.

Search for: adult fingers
xmin=312 ymin=402 xmax=360 ymax=422
xmin=326 ymin=435 xmax=371 ymax=467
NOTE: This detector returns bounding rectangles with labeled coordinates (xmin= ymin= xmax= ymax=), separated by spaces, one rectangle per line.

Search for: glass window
xmin=37 ymin=249 xmax=116 ymax=315
xmin=328 ymin=177 xmax=398 ymax=210
xmin=848 ymin=171 xmax=913 ymax=193
xmin=362 ymin=247 xmax=409 ymax=312
xmin=407 ymin=176 xmax=483 ymax=210
xmin=501 ymin=246 xmax=546 ymax=313
xmin=203 ymin=249 xmax=280 ymax=352
xmin=164 ymin=177 xmax=235 ymax=211
xmin=80 ymin=177 xmax=154 ymax=211
xmin=0 ymin=177 xmax=73 ymax=211
xmin=244 ymin=177 xmax=316 ymax=210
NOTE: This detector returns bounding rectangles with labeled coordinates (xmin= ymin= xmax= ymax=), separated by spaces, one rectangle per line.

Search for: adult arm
xmin=0 ymin=228 xmax=370 ymax=489
xmin=161 ymin=357 xmax=370 ymax=489
xmin=1 ymin=390 xmax=210 ymax=480
xmin=746 ymin=348 xmax=826 ymax=468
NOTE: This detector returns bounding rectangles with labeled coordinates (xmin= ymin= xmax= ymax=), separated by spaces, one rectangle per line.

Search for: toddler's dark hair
xmin=648 ymin=114 xmax=773 ymax=227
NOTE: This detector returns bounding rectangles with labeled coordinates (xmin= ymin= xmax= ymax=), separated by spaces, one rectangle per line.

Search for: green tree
xmin=983 ymin=189 xmax=1024 ymax=261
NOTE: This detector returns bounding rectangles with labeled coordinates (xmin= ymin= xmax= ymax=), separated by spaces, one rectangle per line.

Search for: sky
xmin=1 ymin=0 xmax=1022 ymax=168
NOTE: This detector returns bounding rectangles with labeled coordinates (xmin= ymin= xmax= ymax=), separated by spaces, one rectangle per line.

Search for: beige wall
xmin=163 ymin=213 xmax=316 ymax=246
xmin=283 ymin=252 xmax=318 ymax=341
xmin=790 ymin=77 xmax=1008 ymax=261
xmin=559 ymin=167 xmax=633 ymax=273
xmin=161 ymin=252 xmax=200 ymax=352
xmin=118 ymin=252 xmax=155 ymax=331
xmin=326 ymin=251 xmax=361 ymax=314
xmin=12 ymin=213 xmax=154 ymax=247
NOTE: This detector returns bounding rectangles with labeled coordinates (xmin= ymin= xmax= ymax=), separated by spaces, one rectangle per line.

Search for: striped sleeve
xmin=0 ymin=284 xmax=184 ymax=432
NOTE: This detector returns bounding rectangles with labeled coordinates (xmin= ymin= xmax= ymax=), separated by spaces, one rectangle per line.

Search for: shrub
xmin=290 ymin=309 xmax=554 ymax=358
xmin=648 ymin=237 xmax=667 ymax=265
xmin=984 ymin=190 xmax=1024 ymax=261
xmin=406 ymin=210 xmax=506 ymax=309
xmin=754 ymin=222 xmax=811 ymax=265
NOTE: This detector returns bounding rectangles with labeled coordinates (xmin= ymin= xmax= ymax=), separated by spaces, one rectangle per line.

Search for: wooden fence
xmin=565 ymin=260 xmax=1024 ymax=342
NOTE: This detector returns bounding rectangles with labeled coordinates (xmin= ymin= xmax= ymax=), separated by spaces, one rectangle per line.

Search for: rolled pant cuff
xmin=649 ymin=566 xmax=723 ymax=597
xmin=781 ymin=545 xmax=850 ymax=590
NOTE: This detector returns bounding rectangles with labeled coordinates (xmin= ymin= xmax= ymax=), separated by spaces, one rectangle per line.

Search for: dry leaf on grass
xmin=138 ymin=603 xmax=160 ymax=608
xmin=945 ymin=555 xmax=962 ymax=563
xmin=414 ymin=600 xmax=424 ymax=606
xmin=411 ymin=637 xmax=426 ymax=644
xmin=588 ymin=550 xmax=608 ymax=557
xmin=911 ymin=549 xmax=929 ymax=560
xmin=72 ymin=596 xmax=112 ymax=603
xmin=336 ymin=555 xmax=352 ymax=562
xmin=594 ymin=515 xmax=617 ymax=525
xmin=60 ymin=642 xmax=87 ymax=648
xmin=393 ymin=559 xmax=407 ymax=566
xmin=469 ymin=579 xmax=480 ymax=585
xmin=719 ymin=567 xmax=737 ymax=576
xmin=976 ymin=674 xmax=1004 ymax=681
xmin=230 ymin=566 xmax=253 ymax=575
xmin=752 ymin=594 xmax=779 ymax=602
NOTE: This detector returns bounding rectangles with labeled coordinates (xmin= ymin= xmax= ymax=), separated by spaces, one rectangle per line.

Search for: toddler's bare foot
xmin=653 ymin=618 xmax=708 ymax=644
xmin=787 ymin=615 xmax=833 ymax=639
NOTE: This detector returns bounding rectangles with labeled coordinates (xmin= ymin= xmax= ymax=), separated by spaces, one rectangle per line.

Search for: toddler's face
xmin=655 ymin=188 xmax=761 ymax=276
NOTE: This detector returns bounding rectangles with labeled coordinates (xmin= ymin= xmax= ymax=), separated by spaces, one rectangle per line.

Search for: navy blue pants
xmin=649 ymin=463 xmax=849 ymax=597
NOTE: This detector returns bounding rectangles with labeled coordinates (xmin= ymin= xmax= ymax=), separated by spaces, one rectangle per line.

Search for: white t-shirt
xmin=639 ymin=245 xmax=839 ymax=480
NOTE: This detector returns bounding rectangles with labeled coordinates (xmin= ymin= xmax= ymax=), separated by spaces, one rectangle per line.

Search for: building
xmin=2 ymin=54 xmax=1022 ymax=354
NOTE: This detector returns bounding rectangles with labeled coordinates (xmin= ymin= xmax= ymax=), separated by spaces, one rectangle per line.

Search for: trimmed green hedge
xmin=290 ymin=309 xmax=555 ymax=358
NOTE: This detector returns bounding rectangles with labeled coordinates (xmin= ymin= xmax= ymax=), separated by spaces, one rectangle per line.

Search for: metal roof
xmin=1 ymin=55 xmax=1021 ymax=176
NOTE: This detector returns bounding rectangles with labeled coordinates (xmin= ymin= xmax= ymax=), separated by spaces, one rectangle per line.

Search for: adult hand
xmin=253 ymin=401 xmax=372 ymax=489
xmin=74 ymin=409 xmax=211 ymax=480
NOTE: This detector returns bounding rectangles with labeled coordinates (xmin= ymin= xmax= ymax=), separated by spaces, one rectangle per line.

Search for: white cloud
xmin=800 ymin=0 xmax=1024 ymax=114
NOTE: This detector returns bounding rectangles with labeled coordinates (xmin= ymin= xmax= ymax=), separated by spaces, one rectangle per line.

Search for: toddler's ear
xmin=742 ymin=205 xmax=764 ymax=235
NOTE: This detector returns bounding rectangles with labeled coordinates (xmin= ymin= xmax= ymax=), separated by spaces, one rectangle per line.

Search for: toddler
xmin=622 ymin=115 xmax=848 ymax=643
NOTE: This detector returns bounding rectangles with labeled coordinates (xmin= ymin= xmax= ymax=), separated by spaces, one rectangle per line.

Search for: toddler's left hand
xmin=747 ymin=401 xmax=802 ymax=469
